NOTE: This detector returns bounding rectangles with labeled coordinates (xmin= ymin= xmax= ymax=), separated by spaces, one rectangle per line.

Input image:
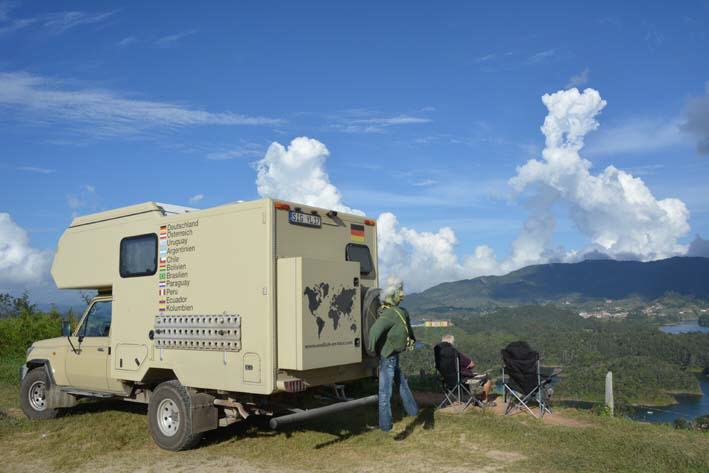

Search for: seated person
xmin=439 ymin=334 xmax=494 ymax=405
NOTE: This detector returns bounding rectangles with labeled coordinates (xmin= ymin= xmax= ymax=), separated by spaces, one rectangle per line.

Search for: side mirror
xmin=61 ymin=320 xmax=72 ymax=337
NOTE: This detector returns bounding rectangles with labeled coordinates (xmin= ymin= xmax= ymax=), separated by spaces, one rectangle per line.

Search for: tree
xmin=673 ymin=418 xmax=693 ymax=430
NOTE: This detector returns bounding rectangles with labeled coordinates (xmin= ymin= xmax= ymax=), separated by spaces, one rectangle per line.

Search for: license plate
xmin=288 ymin=211 xmax=322 ymax=228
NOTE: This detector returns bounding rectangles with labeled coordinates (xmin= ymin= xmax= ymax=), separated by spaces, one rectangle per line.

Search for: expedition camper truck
xmin=20 ymin=199 xmax=383 ymax=450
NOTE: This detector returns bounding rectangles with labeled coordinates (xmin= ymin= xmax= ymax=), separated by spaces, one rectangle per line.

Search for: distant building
xmin=578 ymin=310 xmax=626 ymax=319
xmin=423 ymin=319 xmax=452 ymax=328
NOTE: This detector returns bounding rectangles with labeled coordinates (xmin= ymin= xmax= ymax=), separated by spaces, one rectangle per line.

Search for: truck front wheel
xmin=20 ymin=368 xmax=60 ymax=420
xmin=147 ymin=380 xmax=202 ymax=451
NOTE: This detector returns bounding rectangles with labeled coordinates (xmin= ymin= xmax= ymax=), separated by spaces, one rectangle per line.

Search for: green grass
xmin=0 ymin=356 xmax=23 ymax=410
xmin=2 ymin=356 xmax=709 ymax=473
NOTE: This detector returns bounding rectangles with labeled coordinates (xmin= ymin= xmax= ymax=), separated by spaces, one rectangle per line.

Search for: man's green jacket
xmin=368 ymin=305 xmax=416 ymax=358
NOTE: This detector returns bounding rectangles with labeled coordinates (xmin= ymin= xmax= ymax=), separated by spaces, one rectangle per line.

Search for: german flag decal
xmin=350 ymin=223 xmax=365 ymax=242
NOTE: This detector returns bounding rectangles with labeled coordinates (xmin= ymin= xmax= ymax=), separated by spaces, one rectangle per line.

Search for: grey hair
xmin=442 ymin=334 xmax=455 ymax=344
xmin=381 ymin=275 xmax=403 ymax=300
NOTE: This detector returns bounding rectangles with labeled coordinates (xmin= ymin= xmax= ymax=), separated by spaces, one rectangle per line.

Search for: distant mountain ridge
xmin=405 ymin=256 xmax=709 ymax=313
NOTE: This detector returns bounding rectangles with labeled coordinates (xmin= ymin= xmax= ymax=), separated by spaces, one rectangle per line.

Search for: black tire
xmin=147 ymin=380 xmax=202 ymax=451
xmin=20 ymin=368 xmax=59 ymax=420
xmin=361 ymin=287 xmax=382 ymax=357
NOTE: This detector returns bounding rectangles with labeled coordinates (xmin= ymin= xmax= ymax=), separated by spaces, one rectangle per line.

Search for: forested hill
xmin=406 ymin=256 xmax=709 ymax=313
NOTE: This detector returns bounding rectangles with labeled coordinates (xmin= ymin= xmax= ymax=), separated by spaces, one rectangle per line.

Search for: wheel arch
xmin=23 ymin=359 xmax=56 ymax=386
xmin=140 ymin=367 xmax=179 ymax=388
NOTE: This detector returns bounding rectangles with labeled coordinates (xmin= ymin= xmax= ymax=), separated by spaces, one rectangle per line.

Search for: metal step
xmin=61 ymin=388 xmax=116 ymax=398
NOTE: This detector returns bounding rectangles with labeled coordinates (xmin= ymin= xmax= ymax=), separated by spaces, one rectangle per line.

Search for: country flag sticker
xmin=350 ymin=224 xmax=365 ymax=243
xmin=158 ymin=226 xmax=168 ymax=312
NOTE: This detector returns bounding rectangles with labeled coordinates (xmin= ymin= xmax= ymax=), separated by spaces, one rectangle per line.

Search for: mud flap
xmin=47 ymin=386 xmax=78 ymax=408
xmin=190 ymin=391 xmax=218 ymax=434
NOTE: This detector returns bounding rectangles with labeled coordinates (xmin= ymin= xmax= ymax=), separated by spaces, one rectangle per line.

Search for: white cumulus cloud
xmin=377 ymin=212 xmax=482 ymax=291
xmin=256 ymin=137 xmax=363 ymax=215
xmin=0 ymin=213 xmax=51 ymax=285
xmin=509 ymin=88 xmax=690 ymax=261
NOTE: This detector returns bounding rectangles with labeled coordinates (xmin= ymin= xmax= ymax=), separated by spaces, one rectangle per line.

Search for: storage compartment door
xmin=277 ymin=257 xmax=361 ymax=371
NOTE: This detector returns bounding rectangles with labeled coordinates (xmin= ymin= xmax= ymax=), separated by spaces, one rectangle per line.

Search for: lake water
xmin=557 ymin=378 xmax=709 ymax=424
xmin=628 ymin=377 xmax=709 ymax=423
xmin=629 ymin=320 xmax=709 ymax=423
xmin=659 ymin=320 xmax=709 ymax=334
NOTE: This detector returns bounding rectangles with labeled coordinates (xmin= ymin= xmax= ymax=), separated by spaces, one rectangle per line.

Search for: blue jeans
xmin=378 ymin=354 xmax=418 ymax=431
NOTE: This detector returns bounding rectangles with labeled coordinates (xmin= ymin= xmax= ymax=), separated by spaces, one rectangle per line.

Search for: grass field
xmin=2 ymin=356 xmax=709 ymax=473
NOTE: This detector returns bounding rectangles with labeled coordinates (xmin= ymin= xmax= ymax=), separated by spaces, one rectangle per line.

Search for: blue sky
xmin=1 ymin=1 xmax=709 ymax=302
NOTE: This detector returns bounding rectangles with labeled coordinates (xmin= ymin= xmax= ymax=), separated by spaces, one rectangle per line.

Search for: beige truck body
xmin=41 ymin=199 xmax=378 ymax=396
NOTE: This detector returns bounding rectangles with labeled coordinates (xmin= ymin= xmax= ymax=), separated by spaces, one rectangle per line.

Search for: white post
xmin=605 ymin=371 xmax=614 ymax=416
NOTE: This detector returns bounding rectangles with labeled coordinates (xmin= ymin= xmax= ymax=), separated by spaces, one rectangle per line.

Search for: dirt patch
xmin=74 ymin=456 xmax=305 ymax=473
xmin=0 ymin=407 xmax=23 ymax=419
xmin=488 ymin=402 xmax=592 ymax=427
xmin=415 ymin=391 xmax=592 ymax=428
xmin=485 ymin=449 xmax=526 ymax=463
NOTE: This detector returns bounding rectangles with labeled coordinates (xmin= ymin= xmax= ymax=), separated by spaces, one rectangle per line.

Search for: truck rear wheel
xmin=147 ymin=380 xmax=202 ymax=451
xmin=20 ymin=368 xmax=59 ymax=420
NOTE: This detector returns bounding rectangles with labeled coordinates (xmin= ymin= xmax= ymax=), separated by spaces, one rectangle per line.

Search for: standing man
xmin=368 ymin=278 xmax=419 ymax=432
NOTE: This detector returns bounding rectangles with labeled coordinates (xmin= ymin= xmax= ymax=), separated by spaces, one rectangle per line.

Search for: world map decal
xmin=304 ymin=283 xmax=357 ymax=338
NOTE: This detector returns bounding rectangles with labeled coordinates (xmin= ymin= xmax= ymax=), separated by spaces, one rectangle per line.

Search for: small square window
xmin=346 ymin=243 xmax=373 ymax=275
xmin=120 ymin=234 xmax=157 ymax=278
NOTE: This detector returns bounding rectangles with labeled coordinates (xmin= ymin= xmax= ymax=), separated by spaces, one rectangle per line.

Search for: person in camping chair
xmin=440 ymin=334 xmax=495 ymax=406
xmin=368 ymin=277 xmax=419 ymax=432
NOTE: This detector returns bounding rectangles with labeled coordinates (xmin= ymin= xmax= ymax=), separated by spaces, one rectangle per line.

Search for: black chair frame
xmin=437 ymin=351 xmax=486 ymax=412
xmin=501 ymin=359 xmax=552 ymax=418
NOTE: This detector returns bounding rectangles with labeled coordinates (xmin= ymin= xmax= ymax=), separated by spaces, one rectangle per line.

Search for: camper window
xmin=120 ymin=233 xmax=158 ymax=278
xmin=346 ymin=243 xmax=373 ymax=275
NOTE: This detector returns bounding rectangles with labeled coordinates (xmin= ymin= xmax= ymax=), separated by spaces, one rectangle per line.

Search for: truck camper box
xmin=23 ymin=198 xmax=381 ymax=450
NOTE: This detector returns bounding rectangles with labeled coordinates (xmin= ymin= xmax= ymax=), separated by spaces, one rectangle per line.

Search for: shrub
xmin=0 ymin=294 xmax=62 ymax=358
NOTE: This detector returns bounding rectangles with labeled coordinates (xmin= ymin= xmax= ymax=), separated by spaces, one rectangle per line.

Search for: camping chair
xmin=434 ymin=342 xmax=486 ymax=411
xmin=500 ymin=341 xmax=558 ymax=418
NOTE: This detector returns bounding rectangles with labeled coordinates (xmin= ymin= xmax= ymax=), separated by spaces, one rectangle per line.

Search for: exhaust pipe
xmin=269 ymin=394 xmax=378 ymax=429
